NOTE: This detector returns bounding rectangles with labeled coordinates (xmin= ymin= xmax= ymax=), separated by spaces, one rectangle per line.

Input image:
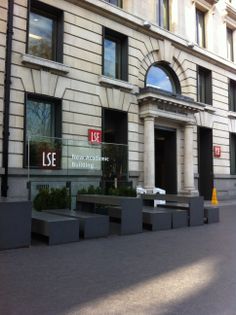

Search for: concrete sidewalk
xmin=0 ymin=203 xmax=236 ymax=315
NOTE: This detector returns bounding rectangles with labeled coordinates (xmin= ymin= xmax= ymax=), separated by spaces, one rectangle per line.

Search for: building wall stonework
xmin=1 ymin=0 xmax=236 ymax=199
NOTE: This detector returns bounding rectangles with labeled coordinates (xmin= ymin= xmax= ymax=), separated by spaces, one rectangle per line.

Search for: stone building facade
xmin=1 ymin=0 xmax=236 ymax=201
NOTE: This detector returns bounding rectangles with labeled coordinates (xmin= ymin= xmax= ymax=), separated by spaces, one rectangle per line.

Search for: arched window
xmin=146 ymin=63 xmax=181 ymax=94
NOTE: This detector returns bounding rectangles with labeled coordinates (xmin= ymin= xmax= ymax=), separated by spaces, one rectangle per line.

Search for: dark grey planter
xmin=0 ymin=200 xmax=32 ymax=250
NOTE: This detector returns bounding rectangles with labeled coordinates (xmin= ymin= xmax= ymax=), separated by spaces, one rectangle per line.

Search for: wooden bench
xmin=31 ymin=210 xmax=80 ymax=245
xmin=77 ymin=194 xmax=142 ymax=235
xmin=142 ymin=194 xmax=204 ymax=226
xmin=45 ymin=209 xmax=109 ymax=239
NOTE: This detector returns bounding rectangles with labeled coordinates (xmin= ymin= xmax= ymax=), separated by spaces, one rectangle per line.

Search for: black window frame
xmin=24 ymin=93 xmax=62 ymax=167
xmin=157 ymin=0 xmax=170 ymax=30
xmin=196 ymin=8 xmax=206 ymax=48
xmin=229 ymin=79 xmax=236 ymax=112
xmin=102 ymin=108 xmax=128 ymax=145
xmin=27 ymin=0 xmax=64 ymax=63
xmin=103 ymin=28 xmax=128 ymax=81
xmin=230 ymin=133 xmax=236 ymax=174
xmin=101 ymin=108 xmax=128 ymax=187
xmin=197 ymin=66 xmax=212 ymax=105
xmin=104 ymin=0 xmax=122 ymax=7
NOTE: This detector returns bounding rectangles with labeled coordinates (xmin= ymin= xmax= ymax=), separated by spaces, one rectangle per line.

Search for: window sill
xmin=192 ymin=0 xmax=217 ymax=11
xmin=21 ymin=54 xmax=70 ymax=75
xmin=196 ymin=102 xmax=215 ymax=112
xmin=204 ymin=105 xmax=216 ymax=113
xmin=99 ymin=75 xmax=135 ymax=92
xmin=228 ymin=111 xmax=236 ymax=119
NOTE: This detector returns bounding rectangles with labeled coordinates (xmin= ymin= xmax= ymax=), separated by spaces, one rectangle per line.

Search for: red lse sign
xmin=214 ymin=146 xmax=221 ymax=158
xmin=88 ymin=129 xmax=102 ymax=144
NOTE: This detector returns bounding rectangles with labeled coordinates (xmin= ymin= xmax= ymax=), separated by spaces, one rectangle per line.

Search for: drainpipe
xmin=1 ymin=0 xmax=14 ymax=197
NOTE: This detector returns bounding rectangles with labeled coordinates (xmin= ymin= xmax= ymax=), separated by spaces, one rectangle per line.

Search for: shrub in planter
xmin=107 ymin=186 xmax=136 ymax=197
xmin=33 ymin=187 xmax=70 ymax=211
xmin=78 ymin=185 xmax=104 ymax=195
xmin=78 ymin=185 xmax=136 ymax=197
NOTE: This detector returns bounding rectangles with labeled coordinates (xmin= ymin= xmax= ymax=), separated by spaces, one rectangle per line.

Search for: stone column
xmin=183 ymin=123 xmax=196 ymax=194
xmin=143 ymin=116 xmax=155 ymax=190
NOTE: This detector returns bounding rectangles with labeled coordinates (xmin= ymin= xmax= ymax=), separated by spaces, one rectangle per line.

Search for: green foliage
xmin=33 ymin=187 xmax=70 ymax=211
xmin=107 ymin=186 xmax=136 ymax=197
xmin=77 ymin=185 xmax=136 ymax=197
xmin=78 ymin=185 xmax=104 ymax=195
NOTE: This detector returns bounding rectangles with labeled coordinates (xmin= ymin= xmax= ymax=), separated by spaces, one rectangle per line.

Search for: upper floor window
xmin=104 ymin=0 xmax=122 ymax=7
xmin=146 ymin=63 xmax=181 ymax=94
xmin=157 ymin=0 xmax=170 ymax=30
xmin=197 ymin=66 xmax=212 ymax=105
xmin=103 ymin=28 xmax=128 ymax=81
xmin=196 ymin=9 xmax=205 ymax=47
xmin=229 ymin=79 xmax=236 ymax=111
xmin=27 ymin=0 xmax=63 ymax=62
xmin=227 ymin=27 xmax=234 ymax=61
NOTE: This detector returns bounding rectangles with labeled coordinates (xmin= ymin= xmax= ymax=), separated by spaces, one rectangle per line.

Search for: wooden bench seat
xmin=31 ymin=210 xmax=79 ymax=245
xmin=45 ymin=209 xmax=109 ymax=239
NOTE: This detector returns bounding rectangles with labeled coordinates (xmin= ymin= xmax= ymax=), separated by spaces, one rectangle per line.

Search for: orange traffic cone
xmin=211 ymin=187 xmax=218 ymax=205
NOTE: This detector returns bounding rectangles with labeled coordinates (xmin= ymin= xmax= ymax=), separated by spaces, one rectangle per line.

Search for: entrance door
xmin=155 ymin=128 xmax=177 ymax=194
xmin=198 ymin=127 xmax=213 ymax=200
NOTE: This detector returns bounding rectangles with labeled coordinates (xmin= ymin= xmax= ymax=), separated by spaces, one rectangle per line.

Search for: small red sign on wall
xmin=88 ymin=129 xmax=102 ymax=144
xmin=213 ymin=146 xmax=221 ymax=158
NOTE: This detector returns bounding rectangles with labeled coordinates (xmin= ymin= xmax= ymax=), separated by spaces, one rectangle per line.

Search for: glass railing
xmin=26 ymin=136 xmax=129 ymax=207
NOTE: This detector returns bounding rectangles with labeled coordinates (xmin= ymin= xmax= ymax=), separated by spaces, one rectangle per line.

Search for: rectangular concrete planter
xmin=0 ymin=200 xmax=32 ymax=250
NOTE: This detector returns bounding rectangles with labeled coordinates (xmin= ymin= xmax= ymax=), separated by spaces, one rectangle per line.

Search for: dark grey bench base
xmin=45 ymin=209 xmax=109 ymax=239
xmin=102 ymin=205 xmax=142 ymax=235
xmin=143 ymin=194 xmax=204 ymax=227
xmin=77 ymin=195 xmax=142 ymax=235
xmin=32 ymin=211 xmax=79 ymax=245
xmin=0 ymin=200 xmax=32 ymax=250
xmin=143 ymin=207 xmax=188 ymax=230
xmin=204 ymin=206 xmax=220 ymax=223
xmin=158 ymin=208 xmax=188 ymax=228
xmin=143 ymin=208 xmax=171 ymax=231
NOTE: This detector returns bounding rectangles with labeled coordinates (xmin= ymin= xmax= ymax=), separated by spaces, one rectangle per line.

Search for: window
xmin=229 ymin=79 xmax=236 ymax=111
xmin=230 ymin=133 xmax=236 ymax=174
xmin=25 ymin=94 xmax=62 ymax=167
xmin=102 ymin=108 xmax=128 ymax=187
xmin=27 ymin=0 xmax=63 ymax=62
xmin=103 ymin=28 xmax=128 ymax=81
xmin=146 ymin=63 xmax=181 ymax=94
xmin=103 ymin=108 xmax=127 ymax=144
xmin=104 ymin=0 xmax=122 ymax=7
xmin=227 ymin=27 xmax=234 ymax=61
xmin=197 ymin=66 xmax=212 ymax=104
xmin=157 ymin=0 xmax=170 ymax=30
xmin=196 ymin=9 xmax=205 ymax=47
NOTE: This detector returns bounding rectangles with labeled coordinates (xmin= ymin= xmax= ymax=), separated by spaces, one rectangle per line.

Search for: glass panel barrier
xmin=27 ymin=136 xmax=128 ymax=208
